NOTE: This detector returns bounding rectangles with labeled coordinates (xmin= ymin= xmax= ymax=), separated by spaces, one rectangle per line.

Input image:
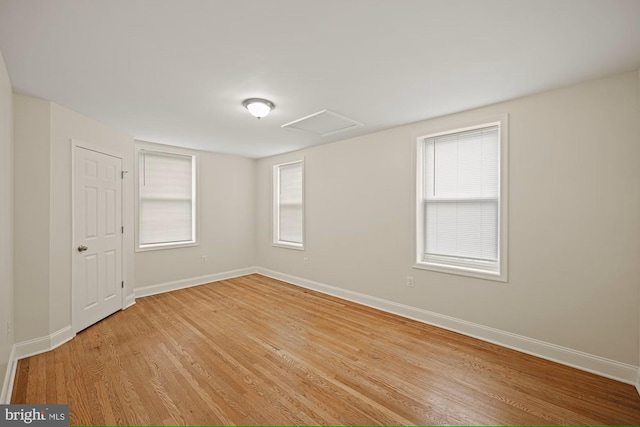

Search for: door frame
xmin=71 ymin=139 xmax=127 ymax=333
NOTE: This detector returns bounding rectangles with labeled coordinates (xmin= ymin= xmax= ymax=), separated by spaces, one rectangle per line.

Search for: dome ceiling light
xmin=242 ymin=98 xmax=275 ymax=119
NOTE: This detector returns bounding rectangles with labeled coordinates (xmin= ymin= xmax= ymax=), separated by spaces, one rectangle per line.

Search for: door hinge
xmin=121 ymin=226 xmax=124 ymax=234
xmin=121 ymin=170 xmax=128 ymax=179
xmin=121 ymin=281 xmax=124 ymax=289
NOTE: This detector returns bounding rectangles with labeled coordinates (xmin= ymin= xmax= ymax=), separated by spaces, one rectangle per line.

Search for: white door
xmin=73 ymin=146 xmax=123 ymax=333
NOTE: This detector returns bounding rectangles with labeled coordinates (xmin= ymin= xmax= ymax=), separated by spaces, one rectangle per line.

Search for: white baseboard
xmin=134 ymin=267 xmax=258 ymax=298
xmin=255 ymin=267 xmax=638 ymax=386
xmin=3 ymin=267 xmax=259 ymax=402
xmin=14 ymin=326 xmax=75 ymax=360
xmin=125 ymin=293 xmax=136 ymax=309
xmin=0 ymin=344 xmax=16 ymax=404
xmin=1 ymin=326 xmax=75 ymax=404
xmin=3 ymin=267 xmax=637 ymax=405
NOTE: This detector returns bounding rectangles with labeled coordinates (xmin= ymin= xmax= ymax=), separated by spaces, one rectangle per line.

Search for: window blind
xmin=277 ymin=162 xmax=303 ymax=245
xmin=139 ymin=150 xmax=195 ymax=247
xmin=423 ymin=125 xmax=499 ymax=266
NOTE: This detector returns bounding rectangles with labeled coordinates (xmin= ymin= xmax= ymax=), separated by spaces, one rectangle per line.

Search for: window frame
xmin=414 ymin=115 xmax=508 ymax=282
xmin=273 ymin=159 xmax=305 ymax=250
xmin=135 ymin=145 xmax=199 ymax=252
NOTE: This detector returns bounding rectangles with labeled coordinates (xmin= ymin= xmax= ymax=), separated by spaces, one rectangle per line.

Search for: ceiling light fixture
xmin=242 ymin=98 xmax=275 ymax=119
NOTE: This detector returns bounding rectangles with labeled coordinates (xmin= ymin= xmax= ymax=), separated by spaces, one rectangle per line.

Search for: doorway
xmin=73 ymin=145 xmax=124 ymax=333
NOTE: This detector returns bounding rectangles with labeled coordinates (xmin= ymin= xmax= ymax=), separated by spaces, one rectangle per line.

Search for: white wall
xmin=0 ymin=51 xmax=14 ymax=393
xmin=134 ymin=141 xmax=256 ymax=290
xmin=13 ymin=95 xmax=50 ymax=342
xmin=6 ymin=67 xmax=640 ymax=387
xmin=13 ymin=95 xmax=135 ymax=340
xmin=49 ymin=103 xmax=135 ymax=333
xmin=12 ymin=97 xmax=255 ymax=342
xmin=256 ymin=70 xmax=640 ymax=367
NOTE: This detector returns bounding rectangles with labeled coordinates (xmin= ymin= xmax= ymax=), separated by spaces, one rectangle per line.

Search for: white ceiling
xmin=0 ymin=0 xmax=639 ymax=158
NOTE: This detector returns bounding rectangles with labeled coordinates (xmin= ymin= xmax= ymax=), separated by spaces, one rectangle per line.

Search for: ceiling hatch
xmin=281 ymin=110 xmax=363 ymax=136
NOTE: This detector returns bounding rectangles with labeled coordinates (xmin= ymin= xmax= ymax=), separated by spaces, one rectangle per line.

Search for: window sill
xmin=273 ymin=242 xmax=305 ymax=251
xmin=412 ymin=261 xmax=507 ymax=282
xmin=136 ymin=241 xmax=199 ymax=252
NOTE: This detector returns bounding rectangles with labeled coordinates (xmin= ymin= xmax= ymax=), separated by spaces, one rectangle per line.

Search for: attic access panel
xmin=281 ymin=110 xmax=363 ymax=136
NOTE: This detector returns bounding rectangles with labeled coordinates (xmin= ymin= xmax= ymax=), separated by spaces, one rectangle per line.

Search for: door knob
xmin=77 ymin=245 xmax=88 ymax=252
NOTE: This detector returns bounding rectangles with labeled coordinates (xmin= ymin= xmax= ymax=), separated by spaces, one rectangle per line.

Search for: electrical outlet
xmin=406 ymin=276 xmax=415 ymax=288
xmin=201 ymin=255 xmax=208 ymax=263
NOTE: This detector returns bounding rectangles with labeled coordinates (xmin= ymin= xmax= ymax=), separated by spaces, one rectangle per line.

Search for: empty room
xmin=1 ymin=0 xmax=640 ymax=425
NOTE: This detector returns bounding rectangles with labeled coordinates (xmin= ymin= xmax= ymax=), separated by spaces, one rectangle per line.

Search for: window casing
xmin=136 ymin=148 xmax=197 ymax=251
xmin=273 ymin=160 xmax=304 ymax=249
xmin=415 ymin=117 xmax=508 ymax=281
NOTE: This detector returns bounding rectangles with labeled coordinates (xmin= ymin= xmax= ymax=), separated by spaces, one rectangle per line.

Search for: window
xmin=415 ymin=117 xmax=508 ymax=281
xmin=137 ymin=148 xmax=197 ymax=250
xmin=273 ymin=160 xmax=304 ymax=249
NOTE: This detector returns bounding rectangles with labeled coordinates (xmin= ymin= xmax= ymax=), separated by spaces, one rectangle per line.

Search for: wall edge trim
xmin=125 ymin=293 xmax=136 ymax=309
xmin=0 ymin=344 xmax=17 ymax=404
xmin=255 ymin=267 xmax=638 ymax=386
xmin=14 ymin=326 xmax=75 ymax=361
xmin=134 ymin=267 xmax=258 ymax=298
xmin=5 ymin=267 xmax=637 ymax=403
xmin=3 ymin=326 xmax=75 ymax=403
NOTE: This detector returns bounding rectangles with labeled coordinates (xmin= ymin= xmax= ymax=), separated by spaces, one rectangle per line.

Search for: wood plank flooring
xmin=11 ymin=274 xmax=640 ymax=425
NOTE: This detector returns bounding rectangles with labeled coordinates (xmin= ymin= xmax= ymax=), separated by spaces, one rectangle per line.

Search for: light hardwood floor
xmin=11 ymin=274 xmax=640 ymax=425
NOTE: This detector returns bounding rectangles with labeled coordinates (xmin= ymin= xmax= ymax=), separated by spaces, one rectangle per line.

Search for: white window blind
xmin=138 ymin=150 xmax=196 ymax=248
xmin=422 ymin=125 xmax=500 ymax=272
xmin=274 ymin=161 xmax=304 ymax=248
